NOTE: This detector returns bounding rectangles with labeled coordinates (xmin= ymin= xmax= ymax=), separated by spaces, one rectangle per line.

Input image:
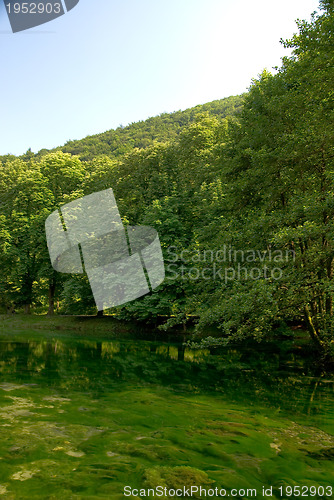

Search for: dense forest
xmin=0 ymin=1 xmax=333 ymax=359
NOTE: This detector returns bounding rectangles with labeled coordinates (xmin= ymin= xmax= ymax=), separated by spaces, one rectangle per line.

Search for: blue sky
xmin=0 ymin=0 xmax=321 ymax=156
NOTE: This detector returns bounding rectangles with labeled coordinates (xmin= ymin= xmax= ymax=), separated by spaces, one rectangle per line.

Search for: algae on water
xmin=0 ymin=337 xmax=332 ymax=499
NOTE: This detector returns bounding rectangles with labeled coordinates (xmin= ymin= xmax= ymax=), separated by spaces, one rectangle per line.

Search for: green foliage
xmin=1 ymin=2 xmax=334 ymax=357
xmin=143 ymin=466 xmax=213 ymax=496
xmin=46 ymin=96 xmax=243 ymax=161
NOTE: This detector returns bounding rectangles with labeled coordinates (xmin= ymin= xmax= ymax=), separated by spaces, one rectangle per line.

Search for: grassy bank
xmin=0 ymin=315 xmax=145 ymax=341
xmin=0 ymin=314 xmax=192 ymax=343
xmin=0 ymin=313 xmax=312 ymax=347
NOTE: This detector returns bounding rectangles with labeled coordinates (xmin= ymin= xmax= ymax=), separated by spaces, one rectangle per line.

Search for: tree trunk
xmin=47 ymin=281 xmax=56 ymax=316
xmin=24 ymin=304 xmax=31 ymax=315
xmin=22 ymin=272 xmax=34 ymax=315
xmin=178 ymin=345 xmax=185 ymax=361
xmin=304 ymin=304 xmax=323 ymax=351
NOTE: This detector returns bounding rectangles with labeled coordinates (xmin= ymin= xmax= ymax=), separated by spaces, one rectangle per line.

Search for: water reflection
xmin=0 ymin=338 xmax=333 ymax=425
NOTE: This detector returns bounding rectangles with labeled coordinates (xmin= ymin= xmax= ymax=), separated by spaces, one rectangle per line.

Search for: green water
xmin=0 ymin=334 xmax=333 ymax=499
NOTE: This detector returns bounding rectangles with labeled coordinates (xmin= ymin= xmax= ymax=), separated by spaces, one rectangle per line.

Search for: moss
xmin=0 ymin=335 xmax=332 ymax=498
xmin=143 ymin=466 xmax=213 ymax=497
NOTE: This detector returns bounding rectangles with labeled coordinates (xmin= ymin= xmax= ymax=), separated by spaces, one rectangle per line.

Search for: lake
xmin=0 ymin=333 xmax=333 ymax=499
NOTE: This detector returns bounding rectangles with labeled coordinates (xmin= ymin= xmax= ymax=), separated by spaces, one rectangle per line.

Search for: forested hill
xmin=0 ymin=1 xmax=333 ymax=362
xmin=40 ymin=95 xmax=243 ymax=161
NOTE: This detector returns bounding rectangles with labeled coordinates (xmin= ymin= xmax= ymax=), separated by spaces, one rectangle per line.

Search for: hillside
xmin=0 ymin=2 xmax=333 ymax=360
xmin=40 ymin=95 xmax=243 ymax=161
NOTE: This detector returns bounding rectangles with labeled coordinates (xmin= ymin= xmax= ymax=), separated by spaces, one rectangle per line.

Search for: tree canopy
xmin=0 ymin=2 xmax=333 ymax=359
